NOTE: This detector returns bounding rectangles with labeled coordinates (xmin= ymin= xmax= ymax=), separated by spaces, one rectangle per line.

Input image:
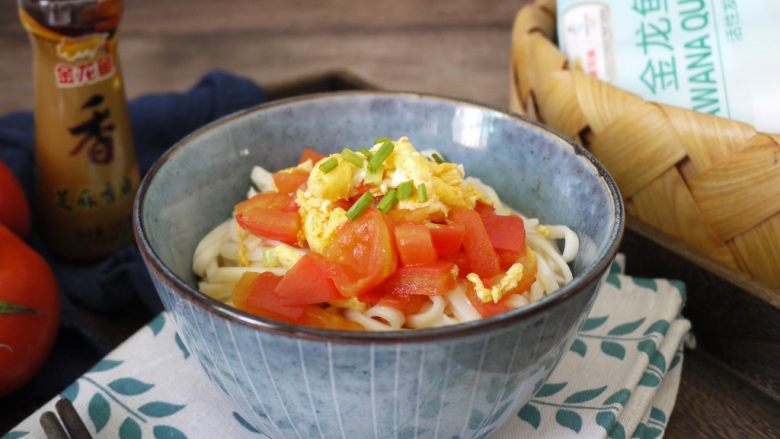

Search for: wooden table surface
xmin=1 ymin=1 xmax=779 ymax=437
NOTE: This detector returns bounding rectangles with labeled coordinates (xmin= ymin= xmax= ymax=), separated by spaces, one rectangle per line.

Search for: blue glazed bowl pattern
xmin=135 ymin=92 xmax=623 ymax=439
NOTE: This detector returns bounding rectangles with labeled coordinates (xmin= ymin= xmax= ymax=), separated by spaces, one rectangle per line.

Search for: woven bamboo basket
xmin=509 ymin=0 xmax=780 ymax=293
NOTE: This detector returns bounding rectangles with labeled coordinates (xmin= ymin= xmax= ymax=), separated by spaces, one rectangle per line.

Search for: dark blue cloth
xmin=0 ymin=71 xmax=266 ymax=420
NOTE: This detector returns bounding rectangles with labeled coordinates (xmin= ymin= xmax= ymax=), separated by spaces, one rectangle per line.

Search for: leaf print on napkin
xmin=139 ymin=401 xmax=186 ymax=418
xmin=119 ymin=417 xmax=142 ymax=439
xmin=608 ymin=318 xmax=645 ymax=336
xmin=563 ymin=385 xmax=607 ymax=404
xmin=596 ymin=411 xmax=617 ymax=433
xmin=603 ymin=389 xmax=631 ymax=407
xmin=555 ymin=409 xmax=582 ymax=433
xmin=175 ymin=333 xmax=191 ymax=359
xmin=569 ymin=338 xmax=587 ymax=357
xmin=643 ymin=320 xmax=669 ymax=336
xmin=600 ymin=341 xmax=626 ymax=360
xmin=149 ymin=314 xmax=166 ymax=336
xmin=517 ymin=404 xmax=541 ymax=429
xmin=60 ymin=382 xmax=79 ymax=402
xmin=88 ymin=392 xmax=111 ymax=432
xmin=637 ymin=340 xmax=657 ymax=358
xmin=153 ymin=425 xmax=188 ymax=439
xmin=2 ymin=432 xmax=28 ymax=439
xmin=581 ymin=316 xmax=608 ymax=332
xmin=233 ymin=411 xmax=260 ymax=433
xmin=108 ymin=378 xmax=154 ymax=396
xmin=632 ymin=277 xmax=657 ymax=292
xmin=535 ymin=382 xmax=567 ymax=397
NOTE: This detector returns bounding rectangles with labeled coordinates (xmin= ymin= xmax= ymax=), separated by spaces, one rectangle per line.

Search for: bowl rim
xmin=133 ymin=90 xmax=624 ymax=344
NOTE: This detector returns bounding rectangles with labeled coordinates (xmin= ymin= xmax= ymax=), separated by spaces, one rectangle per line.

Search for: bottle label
xmin=557 ymin=0 xmax=780 ymax=134
xmin=19 ymin=4 xmax=139 ymax=259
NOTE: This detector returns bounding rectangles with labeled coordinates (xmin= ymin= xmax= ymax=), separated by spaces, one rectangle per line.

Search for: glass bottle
xmin=19 ymin=0 xmax=139 ymax=260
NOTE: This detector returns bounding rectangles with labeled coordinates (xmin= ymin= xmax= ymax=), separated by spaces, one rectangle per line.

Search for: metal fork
xmin=39 ymin=398 xmax=92 ymax=439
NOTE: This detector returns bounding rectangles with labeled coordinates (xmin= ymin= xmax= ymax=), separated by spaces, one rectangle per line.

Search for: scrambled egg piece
xmin=306 ymin=155 xmax=357 ymax=201
xmin=295 ymin=137 xmax=491 ymax=251
xmin=466 ymin=262 xmax=524 ymax=303
xmin=272 ymin=244 xmax=306 ymax=269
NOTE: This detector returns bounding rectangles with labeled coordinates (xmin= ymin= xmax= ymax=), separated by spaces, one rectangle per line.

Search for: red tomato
xmin=235 ymin=192 xmax=297 ymax=213
xmin=236 ymin=209 xmax=301 ymax=244
xmin=449 ymin=207 xmax=501 ymax=278
xmin=375 ymin=261 xmax=457 ymax=296
xmin=429 ymin=223 xmax=465 ymax=257
xmin=299 ymin=148 xmax=326 ymax=164
xmin=478 ymin=206 xmax=526 ymax=253
xmin=394 ymin=223 xmax=437 ymax=266
xmin=323 ymin=208 xmax=398 ymax=297
xmin=0 ymin=225 xmax=60 ymax=396
xmin=274 ymin=253 xmax=342 ymax=306
xmin=497 ymin=249 xmax=522 ymax=271
xmin=387 ymin=208 xmax=430 ymax=225
xmin=465 ymin=282 xmax=511 ymax=318
xmin=236 ymin=272 xmax=304 ymax=321
xmin=297 ymin=307 xmax=364 ymax=331
xmin=488 ymin=248 xmax=538 ymax=296
xmin=377 ymin=294 xmax=429 ymax=315
xmin=442 ymin=251 xmax=470 ymax=276
xmin=272 ymin=170 xmax=309 ymax=194
xmin=0 ymin=160 xmax=30 ymax=238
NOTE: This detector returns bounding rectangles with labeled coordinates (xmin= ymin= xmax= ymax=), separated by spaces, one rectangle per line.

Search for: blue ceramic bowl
xmin=134 ymin=92 xmax=623 ymax=439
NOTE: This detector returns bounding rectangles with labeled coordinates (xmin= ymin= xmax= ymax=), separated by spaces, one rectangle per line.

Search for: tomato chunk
xmin=488 ymin=248 xmax=537 ymax=296
xmin=377 ymin=294 xmax=430 ymax=315
xmin=272 ymin=170 xmax=309 ymax=194
xmin=429 ymin=223 xmax=465 ymax=257
xmin=375 ymin=261 xmax=457 ymax=296
xmin=387 ymin=208 xmax=430 ymax=225
xmin=235 ymin=272 xmax=304 ymax=321
xmin=323 ymin=208 xmax=398 ymax=297
xmin=497 ymin=249 xmax=522 ymax=271
xmin=299 ymin=148 xmax=326 ymax=164
xmin=394 ymin=223 xmax=437 ymax=266
xmin=478 ymin=207 xmax=526 ymax=253
xmin=275 ymin=253 xmax=342 ymax=306
xmin=297 ymin=307 xmax=364 ymax=331
xmin=442 ymin=251 xmax=469 ymax=276
xmin=235 ymin=192 xmax=297 ymax=213
xmin=236 ymin=208 xmax=300 ymax=244
xmin=465 ymin=282 xmax=511 ymax=318
xmin=449 ymin=207 xmax=501 ymax=278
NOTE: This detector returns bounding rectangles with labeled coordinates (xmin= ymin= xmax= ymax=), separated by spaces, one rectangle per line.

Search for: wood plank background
xmin=0 ymin=0 xmax=520 ymax=113
xmin=1 ymin=0 xmax=779 ymax=437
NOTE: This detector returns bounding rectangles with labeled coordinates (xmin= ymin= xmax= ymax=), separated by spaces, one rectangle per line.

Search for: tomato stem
xmin=0 ymin=299 xmax=45 ymax=316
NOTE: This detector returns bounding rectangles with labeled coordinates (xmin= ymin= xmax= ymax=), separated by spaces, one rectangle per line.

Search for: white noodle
xmin=193 ymin=164 xmax=580 ymax=331
xmin=445 ymin=284 xmax=482 ymax=323
xmin=406 ymin=296 xmax=446 ymax=329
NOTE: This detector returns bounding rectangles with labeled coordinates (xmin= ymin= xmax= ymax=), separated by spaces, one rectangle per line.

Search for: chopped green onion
xmin=376 ymin=190 xmax=397 ymax=213
xmin=368 ymin=140 xmax=394 ymax=172
xmin=417 ymin=183 xmax=428 ymax=202
xmin=373 ymin=137 xmax=390 ymax=146
xmin=341 ymin=148 xmax=364 ymax=167
xmin=347 ymin=192 xmax=374 ymax=221
xmin=319 ymin=157 xmax=339 ymax=173
xmin=431 ymin=152 xmax=445 ymax=164
xmin=364 ymin=165 xmax=384 ymax=185
xmin=359 ymin=147 xmax=373 ymax=160
xmin=397 ymin=180 xmax=414 ymax=200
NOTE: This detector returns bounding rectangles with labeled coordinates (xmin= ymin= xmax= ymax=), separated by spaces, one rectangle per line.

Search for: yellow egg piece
xmin=307 ymin=155 xmax=356 ymax=201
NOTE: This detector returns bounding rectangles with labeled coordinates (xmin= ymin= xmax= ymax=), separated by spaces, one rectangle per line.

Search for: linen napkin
xmin=3 ymin=255 xmax=691 ymax=439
